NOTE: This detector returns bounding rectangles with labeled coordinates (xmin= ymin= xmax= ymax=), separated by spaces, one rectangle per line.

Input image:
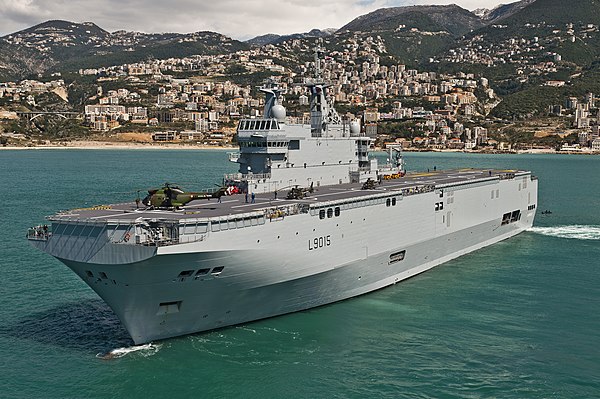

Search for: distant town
xmin=1 ymin=18 xmax=600 ymax=153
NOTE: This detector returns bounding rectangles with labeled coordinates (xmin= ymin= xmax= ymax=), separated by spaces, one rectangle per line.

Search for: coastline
xmin=2 ymin=141 xmax=597 ymax=155
xmin=0 ymin=140 xmax=233 ymax=151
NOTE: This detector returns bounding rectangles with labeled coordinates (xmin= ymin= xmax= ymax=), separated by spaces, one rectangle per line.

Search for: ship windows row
xmin=319 ymin=207 xmax=341 ymax=219
xmin=435 ymin=202 xmax=444 ymax=211
xmin=311 ymin=196 xmax=402 ymax=217
xmin=239 ymin=140 xmax=289 ymax=148
xmin=51 ymin=223 xmax=104 ymax=238
xmin=501 ymin=210 xmax=521 ymax=225
xmin=210 ymin=215 xmax=266 ymax=232
xmin=238 ymin=119 xmax=280 ymax=131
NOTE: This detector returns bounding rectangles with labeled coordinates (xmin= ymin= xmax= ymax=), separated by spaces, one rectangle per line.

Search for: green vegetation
xmin=492 ymin=66 xmax=600 ymax=119
xmin=3 ymin=116 xmax=88 ymax=139
xmin=378 ymin=120 xmax=427 ymax=140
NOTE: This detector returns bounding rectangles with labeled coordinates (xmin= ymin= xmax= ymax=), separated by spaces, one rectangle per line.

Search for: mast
xmin=306 ymin=39 xmax=341 ymax=137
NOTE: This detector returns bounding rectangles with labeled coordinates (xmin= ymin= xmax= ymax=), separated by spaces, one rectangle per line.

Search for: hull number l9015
xmin=309 ymin=235 xmax=331 ymax=251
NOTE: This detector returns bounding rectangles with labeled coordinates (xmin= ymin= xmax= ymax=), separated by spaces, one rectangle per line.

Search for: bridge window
xmin=327 ymin=208 xmax=333 ymax=218
xmin=319 ymin=209 xmax=325 ymax=219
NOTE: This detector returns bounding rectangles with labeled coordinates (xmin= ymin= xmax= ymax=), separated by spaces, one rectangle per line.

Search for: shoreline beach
xmin=3 ymin=140 xmax=597 ymax=155
xmin=0 ymin=140 xmax=233 ymax=151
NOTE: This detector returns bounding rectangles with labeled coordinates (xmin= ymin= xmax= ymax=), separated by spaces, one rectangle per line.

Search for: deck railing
xmin=27 ymin=226 xmax=51 ymax=241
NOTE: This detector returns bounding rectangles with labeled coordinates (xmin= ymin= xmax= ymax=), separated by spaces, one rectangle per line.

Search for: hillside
xmin=474 ymin=0 xmax=536 ymax=23
xmin=0 ymin=20 xmax=249 ymax=80
xmin=339 ymin=5 xmax=484 ymax=37
xmin=496 ymin=0 xmax=600 ymax=27
xmin=469 ymin=0 xmax=600 ymax=46
xmin=334 ymin=5 xmax=486 ymax=64
xmin=247 ymin=29 xmax=335 ymax=47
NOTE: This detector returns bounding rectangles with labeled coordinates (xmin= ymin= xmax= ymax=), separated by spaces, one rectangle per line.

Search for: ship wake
xmin=530 ymin=225 xmax=600 ymax=240
xmin=97 ymin=343 xmax=162 ymax=360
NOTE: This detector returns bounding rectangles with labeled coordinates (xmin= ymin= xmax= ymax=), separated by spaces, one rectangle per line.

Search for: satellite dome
xmin=350 ymin=120 xmax=361 ymax=135
xmin=272 ymin=105 xmax=286 ymax=122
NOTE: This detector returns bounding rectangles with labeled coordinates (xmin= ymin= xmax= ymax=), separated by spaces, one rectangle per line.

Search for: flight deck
xmin=46 ymin=168 xmax=525 ymax=224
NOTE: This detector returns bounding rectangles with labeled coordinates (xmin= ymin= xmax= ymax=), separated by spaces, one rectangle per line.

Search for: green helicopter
xmin=140 ymin=183 xmax=226 ymax=209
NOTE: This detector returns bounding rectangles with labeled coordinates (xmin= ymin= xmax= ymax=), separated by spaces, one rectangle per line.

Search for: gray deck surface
xmin=50 ymin=168 xmax=523 ymax=222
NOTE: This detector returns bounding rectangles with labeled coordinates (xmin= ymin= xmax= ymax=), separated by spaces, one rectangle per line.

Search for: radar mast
xmin=306 ymin=39 xmax=341 ymax=136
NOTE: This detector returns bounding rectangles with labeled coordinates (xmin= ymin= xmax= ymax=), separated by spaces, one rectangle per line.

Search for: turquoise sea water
xmin=1 ymin=149 xmax=599 ymax=398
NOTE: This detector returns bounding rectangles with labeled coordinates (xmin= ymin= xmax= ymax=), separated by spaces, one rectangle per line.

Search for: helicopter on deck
xmin=140 ymin=183 xmax=226 ymax=209
xmin=286 ymin=182 xmax=315 ymax=200
xmin=361 ymin=178 xmax=377 ymax=190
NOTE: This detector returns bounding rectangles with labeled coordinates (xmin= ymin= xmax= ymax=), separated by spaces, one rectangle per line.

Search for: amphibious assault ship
xmin=28 ymin=50 xmax=538 ymax=344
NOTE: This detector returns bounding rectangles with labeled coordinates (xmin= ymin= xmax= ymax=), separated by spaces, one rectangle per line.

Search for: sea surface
xmin=0 ymin=149 xmax=599 ymax=398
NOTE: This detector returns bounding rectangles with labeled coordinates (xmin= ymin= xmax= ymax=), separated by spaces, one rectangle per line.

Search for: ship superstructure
xmin=28 ymin=49 xmax=538 ymax=344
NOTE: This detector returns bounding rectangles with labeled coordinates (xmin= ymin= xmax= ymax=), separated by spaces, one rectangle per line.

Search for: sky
xmin=0 ymin=0 xmax=511 ymax=40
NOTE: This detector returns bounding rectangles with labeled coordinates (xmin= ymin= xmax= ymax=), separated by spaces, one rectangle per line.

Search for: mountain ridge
xmin=6 ymin=0 xmax=600 ymax=84
xmin=0 ymin=20 xmax=249 ymax=80
xmin=338 ymin=4 xmax=485 ymax=37
xmin=246 ymin=29 xmax=336 ymax=47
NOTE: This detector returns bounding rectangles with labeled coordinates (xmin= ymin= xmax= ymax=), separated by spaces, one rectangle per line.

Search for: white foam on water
xmin=530 ymin=225 xmax=600 ymax=240
xmin=96 ymin=343 xmax=161 ymax=359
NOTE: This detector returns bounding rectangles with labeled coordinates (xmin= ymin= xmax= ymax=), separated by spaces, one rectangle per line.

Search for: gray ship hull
xmin=58 ymin=216 xmax=531 ymax=344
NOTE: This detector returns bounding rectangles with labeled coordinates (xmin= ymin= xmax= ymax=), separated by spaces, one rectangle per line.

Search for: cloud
xmin=0 ymin=0 xmax=50 ymax=26
xmin=0 ymin=0 xmax=507 ymax=40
